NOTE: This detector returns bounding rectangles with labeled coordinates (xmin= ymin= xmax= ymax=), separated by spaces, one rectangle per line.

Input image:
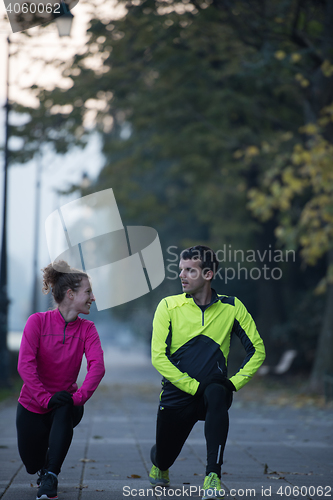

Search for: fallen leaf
xmin=79 ymin=458 xmax=96 ymax=463
xmin=289 ymin=471 xmax=312 ymax=475
xmin=127 ymin=474 xmax=141 ymax=478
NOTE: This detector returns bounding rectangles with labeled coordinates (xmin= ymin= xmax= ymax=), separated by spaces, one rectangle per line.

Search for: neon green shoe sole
xmin=202 ymin=472 xmax=224 ymax=499
xmin=149 ymin=465 xmax=170 ymax=487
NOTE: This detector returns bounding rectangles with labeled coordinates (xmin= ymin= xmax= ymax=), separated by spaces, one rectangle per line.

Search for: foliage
xmin=247 ymin=109 xmax=333 ymax=293
xmin=5 ymin=0 xmax=333 ymax=383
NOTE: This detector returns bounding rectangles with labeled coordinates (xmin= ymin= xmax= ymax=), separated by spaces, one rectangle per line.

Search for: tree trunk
xmin=307 ymin=0 xmax=333 ymax=392
xmin=255 ymin=220 xmax=286 ymax=365
xmin=309 ymin=250 xmax=333 ymax=392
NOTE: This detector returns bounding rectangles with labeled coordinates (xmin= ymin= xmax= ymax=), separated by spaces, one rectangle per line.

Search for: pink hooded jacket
xmin=18 ymin=309 xmax=105 ymax=414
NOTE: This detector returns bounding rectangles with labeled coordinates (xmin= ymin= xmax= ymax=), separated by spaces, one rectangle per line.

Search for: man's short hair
xmin=180 ymin=245 xmax=219 ymax=277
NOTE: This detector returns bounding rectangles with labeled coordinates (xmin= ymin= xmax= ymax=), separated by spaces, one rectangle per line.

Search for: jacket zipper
xmin=63 ymin=322 xmax=68 ymax=344
xmin=200 ymin=297 xmax=218 ymax=327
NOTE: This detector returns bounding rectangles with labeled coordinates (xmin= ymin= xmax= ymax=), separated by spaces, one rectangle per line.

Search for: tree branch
xmin=290 ymin=0 xmax=323 ymax=65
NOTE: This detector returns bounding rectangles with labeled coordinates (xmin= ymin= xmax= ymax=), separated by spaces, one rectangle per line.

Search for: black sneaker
xmin=36 ymin=472 xmax=58 ymax=500
xmin=37 ymin=469 xmax=47 ymax=486
xmin=37 ymin=449 xmax=50 ymax=486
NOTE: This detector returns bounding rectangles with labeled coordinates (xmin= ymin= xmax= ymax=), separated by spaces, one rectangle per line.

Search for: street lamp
xmin=55 ymin=2 xmax=74 ymax=37
xmin=80 ymin=172 xmax=91 ymax=190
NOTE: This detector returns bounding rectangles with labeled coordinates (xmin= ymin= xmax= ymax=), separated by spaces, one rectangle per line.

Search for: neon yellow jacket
xmin=151 ymin=291 xmax=265 ymax=407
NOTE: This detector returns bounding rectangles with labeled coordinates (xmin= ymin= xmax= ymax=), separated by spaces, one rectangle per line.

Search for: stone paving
xmin=0 ymin=355 xmax=332 ymax=500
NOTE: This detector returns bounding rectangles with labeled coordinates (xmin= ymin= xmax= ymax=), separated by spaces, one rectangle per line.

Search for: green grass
xmin=0 ymin=378 xmax=22 ymax=404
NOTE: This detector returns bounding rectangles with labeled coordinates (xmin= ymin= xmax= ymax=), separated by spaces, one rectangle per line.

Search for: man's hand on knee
xmin=196 ymin=374 xmax=235 ymax=398
xmin=48 ymin=391 xmax=73 ymax=409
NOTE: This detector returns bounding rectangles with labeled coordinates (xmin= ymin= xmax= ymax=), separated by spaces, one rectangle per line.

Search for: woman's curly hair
xmin=42 ymin=261 xmax=88 ymax=304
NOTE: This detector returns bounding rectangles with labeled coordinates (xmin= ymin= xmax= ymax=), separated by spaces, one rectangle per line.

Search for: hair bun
xmin=52 ymin=260 xmax=73 ymax=273
xmin=41 ymin=261 xmax=88 ymax=304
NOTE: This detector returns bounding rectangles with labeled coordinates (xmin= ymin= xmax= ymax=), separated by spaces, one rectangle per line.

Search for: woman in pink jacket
xmin=16 ymin=261 xmax=105 ymax=500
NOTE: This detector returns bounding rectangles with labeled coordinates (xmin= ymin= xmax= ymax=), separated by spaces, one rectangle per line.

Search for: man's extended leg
xmin=204 ymin=383 xmax=232 ymax=477
xmin=150 ymin=401 xmax=199 ymax=486
xmin=153 ymin=404 xmax=198 ymax=471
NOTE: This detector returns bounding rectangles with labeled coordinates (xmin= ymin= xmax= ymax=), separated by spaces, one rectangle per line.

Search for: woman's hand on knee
xmin=48 ymin=391 xmax=73 ymax=409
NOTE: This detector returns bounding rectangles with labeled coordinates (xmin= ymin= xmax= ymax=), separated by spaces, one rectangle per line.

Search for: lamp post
xmin=31 ymin=153 xmax=42 ymax=314
xmin=0 ymin=36 xmax=11 ymax=387
xmin=0 ymin=10 xmax=74 ymax=386
xmin=30 ymin=6 xmax=74 ymax=314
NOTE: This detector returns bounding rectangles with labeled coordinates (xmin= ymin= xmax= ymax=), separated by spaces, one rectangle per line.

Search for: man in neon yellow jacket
xmin=149 ymin=245 xmax=266 ymax=500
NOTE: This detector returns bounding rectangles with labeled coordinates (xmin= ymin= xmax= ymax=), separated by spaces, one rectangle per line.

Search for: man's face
xmin=179 ymin=258 xmax=212 ymax=295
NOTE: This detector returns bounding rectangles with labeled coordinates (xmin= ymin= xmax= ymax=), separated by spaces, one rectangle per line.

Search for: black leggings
xmin=16 ymin=403 xmax=84 ymax=475
xmin=151 ymin=383 xmax=232 ymax=477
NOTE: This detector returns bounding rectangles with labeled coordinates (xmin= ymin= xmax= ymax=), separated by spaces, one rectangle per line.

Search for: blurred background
xmin=0 ymin=0 xmax=332 ymax=398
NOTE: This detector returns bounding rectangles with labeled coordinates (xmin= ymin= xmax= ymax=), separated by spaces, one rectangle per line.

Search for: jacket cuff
xmin=72 ymin=392 xmax=82 ymax=406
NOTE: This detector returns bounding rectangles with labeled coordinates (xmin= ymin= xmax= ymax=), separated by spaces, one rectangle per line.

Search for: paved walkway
xmin=0 ymin=354 xmax=332 ymax=500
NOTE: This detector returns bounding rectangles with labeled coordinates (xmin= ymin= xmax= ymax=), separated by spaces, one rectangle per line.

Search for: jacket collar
xmin=185 ymin=288 xmax=218 ymax=307
xmin=55 ymin=307 xmax=79 ymax=325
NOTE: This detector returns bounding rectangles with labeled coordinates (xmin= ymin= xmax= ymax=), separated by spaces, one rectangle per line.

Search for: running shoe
xmin=37 ymin=469 xmax=46 ymax=486
xmin=36 ymin=471 xmax=58 ymax=500
xmin=37 ymin=449 xmax=49 ymax=485
xmin=202 ymin=472 xmax=224 ymax=499
xmin=149 ymin=465 xmax=170 ymax=487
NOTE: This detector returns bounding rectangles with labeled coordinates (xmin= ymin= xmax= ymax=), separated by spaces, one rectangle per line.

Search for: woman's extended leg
xmin=46 ymin=405 xmax=84 ymax=474
xmin=16 ymin=403 xmax=50 ymax=474
xmin=16 ymin=403 xmax=84 ymax=475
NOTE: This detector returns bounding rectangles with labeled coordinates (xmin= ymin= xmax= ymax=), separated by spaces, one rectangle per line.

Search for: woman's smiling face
xmin=72 ymin=277 xmax=95 ymax=315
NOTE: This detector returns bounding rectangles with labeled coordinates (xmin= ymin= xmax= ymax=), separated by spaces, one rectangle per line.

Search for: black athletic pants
xmin=16 ymin=402 xmax=84 ymax=475
xmin=151 ymin=383 xmax=233 ymax=477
